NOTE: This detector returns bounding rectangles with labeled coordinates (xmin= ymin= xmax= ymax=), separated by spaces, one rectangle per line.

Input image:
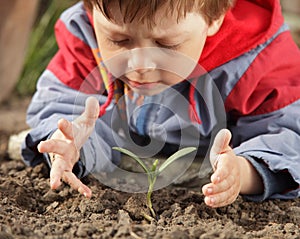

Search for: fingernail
xmin=83 ymin=192 xmax=87 ymax=197
xmin=50 ymin=181 xmax=55 ymax=189
xmin=210 ymin=197 xmax=215 ymax=204
xmin=207 ymin=187 xmax=213 ymax=194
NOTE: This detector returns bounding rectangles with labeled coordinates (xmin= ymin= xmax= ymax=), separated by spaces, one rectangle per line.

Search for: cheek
xmin=161 ymin=71 xmax=184 ymax=85
xmin=183 ymin=41 xmax=205 ymax=63
xmin=97 ymin=38 xmax=115 ymax=60
xmin=97 ymin=38 xmax=129 ymax=76
xmin=179 ymin=29 xmax=208 ymax=64
xmin=94 ymin=23 xmax=130 ymax=74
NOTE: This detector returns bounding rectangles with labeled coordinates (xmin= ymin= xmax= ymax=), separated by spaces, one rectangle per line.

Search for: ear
xmin=207 ymin=15 xmax=225 ymax=36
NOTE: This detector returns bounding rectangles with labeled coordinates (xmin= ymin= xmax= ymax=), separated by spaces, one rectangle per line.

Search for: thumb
xmin=75 ymin=96 xmax=100 ymax=126
xmin=210 ymin=129 xmax=232 ymax=166
xmin=71 ymin=96 xmax=99 ymax=148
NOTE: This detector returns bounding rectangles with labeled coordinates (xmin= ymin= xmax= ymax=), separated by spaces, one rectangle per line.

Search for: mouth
xmin=125 ymin=79 xmax=160 ymax=90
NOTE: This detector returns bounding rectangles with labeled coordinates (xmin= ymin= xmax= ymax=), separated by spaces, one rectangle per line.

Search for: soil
xmin=0 ymin=96 xmax=300 ymax=239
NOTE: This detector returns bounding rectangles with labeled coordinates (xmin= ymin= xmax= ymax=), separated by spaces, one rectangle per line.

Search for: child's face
xmin=93 ymin=4 xmax=218 ymax=95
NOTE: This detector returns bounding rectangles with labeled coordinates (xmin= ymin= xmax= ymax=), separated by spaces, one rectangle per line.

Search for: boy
xmin=22 ymin=0 xmax=300 ymax=208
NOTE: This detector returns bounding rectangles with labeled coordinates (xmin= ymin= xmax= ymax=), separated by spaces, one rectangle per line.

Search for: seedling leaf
xmin=158 ymin=147 xmax=196 ymax=174
xmin=112 ymin=147 xmax=150 ymax=174
xmin=150 ymin=159 xmax=159 ymax=173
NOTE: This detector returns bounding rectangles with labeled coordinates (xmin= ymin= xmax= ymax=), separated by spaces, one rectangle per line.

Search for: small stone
xmin=184 ymin=204 xmax=197 ymax=214
xmin=117 ymin=210 xmax=131 ymax=225
xmin=45 ymin=201 xmax=59 ymax=212
xmin=76 ymin=223 xmax=96 ymax=237
xmin=43 ymin=189 xmax=62 ymax=202
xmin=2 ymin=197 xmax=8 ymax=204
xmin=284 ymin=223 xmax=297 ymax=233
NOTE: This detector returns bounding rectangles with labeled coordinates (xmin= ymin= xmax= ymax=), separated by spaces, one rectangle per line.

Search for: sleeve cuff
xmin=239 ymin=155 xmax=297 ymax=202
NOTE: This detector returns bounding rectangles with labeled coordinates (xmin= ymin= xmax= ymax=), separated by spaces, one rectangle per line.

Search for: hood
xmin=199 ymin=0 xmax=284 ymax=71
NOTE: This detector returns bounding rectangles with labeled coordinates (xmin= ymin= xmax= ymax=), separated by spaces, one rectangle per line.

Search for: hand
xmin=202 ymin=129 xmax=242 ymax=207
xmin=37 ymin=97 xmax=99 ymax=198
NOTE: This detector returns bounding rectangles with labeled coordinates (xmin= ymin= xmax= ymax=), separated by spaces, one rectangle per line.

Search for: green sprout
xmin=113 ymin=146 xmax=196 ymax=219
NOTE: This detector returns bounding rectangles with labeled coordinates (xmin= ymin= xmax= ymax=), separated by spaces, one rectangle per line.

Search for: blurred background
xmin=0 ymin=0 xmax=299 ymax=104
xmin=0 ymin=0 xmax=77 ymax=104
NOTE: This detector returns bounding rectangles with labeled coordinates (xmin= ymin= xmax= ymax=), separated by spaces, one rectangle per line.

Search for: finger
xmin=62 ymin=171 xmax=92 ymax=198
xmin=210 ymin=129 xmax=232 ymax=168
xmin=49 ymin=157 xmax=67 ymax=189
xmin=38 ymin=139 xmax=65 ymax=154
xmin=204 ymin=185 xmax=239 ymax=208
xmin=37 ymin=141 xmax=48 ymax=153
xmin=57 ymin=118 xmax=74 ymax=140
xmin=71 ymin=97 xmax=99 ymax=149
xmin=59 ymin=98 xmax=99 ymax=141
xmin=210 ymin=155 xmax=231 ymax=183
xmin=211 ymin=129 xmax=232 ymax=155
xmin=37 ymin=139 xmax=78 ymax=163
xmin=75 ymin=96 xmax=99 ymax=127
xmin=203 ymin=170 xmax=239 ymax=208
xmin=204 ymin=174 xmax=235 ymax=196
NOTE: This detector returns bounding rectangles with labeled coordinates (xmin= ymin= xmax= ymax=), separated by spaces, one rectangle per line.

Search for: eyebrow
xmin=152 ymin=29 xmax=190 ymax=39
xmin=101 ymin=24 xmax=190 ymax=41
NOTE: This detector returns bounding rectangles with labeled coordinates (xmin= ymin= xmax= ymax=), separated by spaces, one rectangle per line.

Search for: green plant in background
xmin=113 ymin=146 xmax=196 ymax=220
xmin=16 ymin=0 xmax=77 ymax=96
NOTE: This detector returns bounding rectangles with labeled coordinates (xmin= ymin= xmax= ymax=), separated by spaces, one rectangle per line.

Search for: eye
xmin=156 ymin=41 xmax=180 ymax=50
xmin=108 ymin=38 xmax=130 ymax=47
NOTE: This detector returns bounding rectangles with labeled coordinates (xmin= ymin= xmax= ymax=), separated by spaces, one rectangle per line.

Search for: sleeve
xmin=226 ymin=30 xmax=300 ymax=200
xmin=241 ymin=155 xmax=298 ymax=201
xmin=231 ymin=100 xmax=300 ymax=200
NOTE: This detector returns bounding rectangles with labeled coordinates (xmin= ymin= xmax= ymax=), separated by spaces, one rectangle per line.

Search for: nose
xmin=127 ymin=48 xmax=156 ymax=74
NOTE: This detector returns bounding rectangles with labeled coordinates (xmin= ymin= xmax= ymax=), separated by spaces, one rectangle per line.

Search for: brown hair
xmin=83 ymin=0 xmax=235 ymax=25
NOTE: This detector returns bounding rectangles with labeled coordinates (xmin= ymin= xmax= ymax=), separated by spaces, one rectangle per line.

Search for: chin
xmin=128 ymin=83 xmax=169 ymax=96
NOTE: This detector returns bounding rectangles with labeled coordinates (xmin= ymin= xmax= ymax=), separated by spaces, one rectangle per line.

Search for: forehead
xmin=93 ymin=6 xmax=204 ymax=38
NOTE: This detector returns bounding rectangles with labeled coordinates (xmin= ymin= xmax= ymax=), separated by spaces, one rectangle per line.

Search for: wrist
xmin=238 ymin=156 xmax=264 ymax=195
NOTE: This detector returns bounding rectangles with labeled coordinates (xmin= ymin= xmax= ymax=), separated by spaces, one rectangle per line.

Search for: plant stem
xmin=142 ymin=212 xmax=154 ymax=223
xmin=146 ymin=160 xmax=158 ymax=219
xmin=147 ymin=175 xmax=157 ymax=218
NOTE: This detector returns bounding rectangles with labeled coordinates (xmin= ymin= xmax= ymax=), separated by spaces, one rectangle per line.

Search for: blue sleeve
xmin=240 ymin=155 xmax=298 ymax=201
xmin=231 ymin=99 xmax=300 ymax=200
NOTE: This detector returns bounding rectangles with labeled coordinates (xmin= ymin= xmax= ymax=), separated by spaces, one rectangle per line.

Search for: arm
xmin=202 ymin=25 xmax=300 ymax=206
xmin=231 ymin=100 xmax=300 ymax=200
xmin=201 ymin=105 xmax=300 ymax=207
xmin=226 ymin=30 xmax=300 ymax=201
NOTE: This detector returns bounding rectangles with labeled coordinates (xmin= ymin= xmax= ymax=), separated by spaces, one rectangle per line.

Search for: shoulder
xmin=55 ymin=2 xmax=97 ymax=48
